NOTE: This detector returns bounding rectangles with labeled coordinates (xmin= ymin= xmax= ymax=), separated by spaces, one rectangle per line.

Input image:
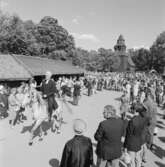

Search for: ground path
xmin=0 ymin=90 xmax=165 ymax=167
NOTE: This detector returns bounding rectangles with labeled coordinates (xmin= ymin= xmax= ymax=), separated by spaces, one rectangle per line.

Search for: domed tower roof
xmin=112 ymin=35 xmax=135 ymax=72
xmin=114 ymin=34 xmax=126 ymax=51
xmin=118 ymin=35 xmax=125 ymax=44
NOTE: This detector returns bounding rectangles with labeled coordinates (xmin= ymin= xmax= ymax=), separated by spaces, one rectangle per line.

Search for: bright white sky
xmin=0 ymin=0 xmax=165 ymax=50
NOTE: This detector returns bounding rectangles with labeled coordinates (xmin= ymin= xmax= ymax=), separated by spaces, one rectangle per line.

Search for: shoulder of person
xmin=101 ymin=119 xmax=114 ymax=126
xmin=113 ymin=117 xmax=125 ymax=125
xmin=101 ymin=119 xmax=108 ymax=125
xmin=65 ymin=137 xmax=75 ymax=148
xmin=83 ymin=136 xmax=92 ymax=142
xmin=116 ymin=117 xmax=125 ymax=122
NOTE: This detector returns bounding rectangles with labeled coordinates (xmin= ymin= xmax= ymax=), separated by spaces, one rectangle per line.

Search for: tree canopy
xmin=150 ymin=31 xmax=165 ymax=73
xmin=72 ymin=48 xmax=114 ymax=72
xmin=0 ymin=13 xmax=75 ymax=59
xmin=0 ymin=11 xmax=164 ymax=73
xmin=130 ymin=31 xmax=165 ymax=73
xmin=130 ymin=48 xmax=151 ymax=71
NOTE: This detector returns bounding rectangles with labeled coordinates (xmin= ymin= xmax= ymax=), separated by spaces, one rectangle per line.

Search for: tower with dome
xmin=113 ymin=35 xmax=135 ymax=72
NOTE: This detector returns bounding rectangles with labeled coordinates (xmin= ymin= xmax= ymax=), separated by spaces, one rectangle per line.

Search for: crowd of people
xmin=0 ymin=71 xmax=164 ymax=167
xmin=60 ymin=72 xmax=164 ymax=167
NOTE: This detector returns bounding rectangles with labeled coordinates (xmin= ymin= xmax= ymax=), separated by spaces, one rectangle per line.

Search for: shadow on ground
xmin=158 ymin=137 xmax=165 ymax=143
xmin=48 ymin=158 xmax=98 ymax=167
xmin=152 ymin=144 xmax=165 ymax=159
xmin=21 ymin=121 xmax=52 ymax=139
xmin=156 ymin=120 xmax=165 ymax=129
xmin=156 ymin=124 xmax=165 ymax=129
xmin=68 ymin=100 xmax=78 ymax=106
xmin=157 ymin=121 xmax=165 ymax=125
xmin=21 ymin=119 xmax=68 ymax=141
xmin=49 ymin=159 xmax=59 ymax=167
xmin=155 ymin=161 xmax=165 ymax=167
xmin=21 ymin=124 xmax=34 ymax=133
xmin=157 ymin=113 xmax=165 ymax=117
xmin=115 ymin=97 xmax=122 ymax=101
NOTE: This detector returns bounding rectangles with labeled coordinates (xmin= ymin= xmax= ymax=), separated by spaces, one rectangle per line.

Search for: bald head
xmin=45 ymin=71 xmax=52 ymax=80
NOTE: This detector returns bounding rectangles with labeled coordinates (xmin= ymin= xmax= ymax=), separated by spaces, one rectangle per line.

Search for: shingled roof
xmin=13 ymin=55 xmax=84 ymax=76
xmin=0 ymin=54 xmax=31 ymax=81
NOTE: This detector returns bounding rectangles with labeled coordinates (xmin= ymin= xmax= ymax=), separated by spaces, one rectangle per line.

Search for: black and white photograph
xmin=0 ymin=0 xmax=165 ymax=167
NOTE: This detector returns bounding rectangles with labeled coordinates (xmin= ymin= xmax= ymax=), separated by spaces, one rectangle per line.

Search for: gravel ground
xmin=0 ymin=90 xmax=165 ymax=167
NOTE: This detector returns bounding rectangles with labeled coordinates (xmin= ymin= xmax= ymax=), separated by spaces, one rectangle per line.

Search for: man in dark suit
xmin=40 ymin=71 xmax=58 ymax=122
xmin=87 ymin=79 xmax=92 ymax=96
xmin=94 ymin=105 xmax=125 ymax=167
xmin=72 ymin=80 xmax=81 ymax=105
xmin=124 ymin=103 xmax=150 ymax=167
xmin=60 ymin=119 xmax=93 ymax=167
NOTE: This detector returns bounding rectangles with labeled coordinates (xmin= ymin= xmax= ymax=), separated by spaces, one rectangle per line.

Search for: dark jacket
xmin=40 ymin=79 xmax=58 ymax=111
xmin=94 ymin=117 xmax=125 ymax=161
xmin=40 ymin=79 xmax=58 ymax=98
xmin=60 ymin=135 xmax=93 ymax=167
xmin=73 ymin=84 xmax=81 ymax=97
xmin=0 ymin=93 xmax=8 ymax=114
xmin=124 ymin=114 xmax=149 ymax=152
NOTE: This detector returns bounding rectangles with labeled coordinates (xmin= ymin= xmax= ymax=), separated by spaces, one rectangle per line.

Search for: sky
xmin=0 ymin=0 xmax=165 ymax=50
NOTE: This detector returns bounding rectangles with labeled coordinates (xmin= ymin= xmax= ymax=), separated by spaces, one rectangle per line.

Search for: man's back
xmin=100 ymin=118 xmax=124 ymax=143
xmin=60 ymin=135 xmax=93 ymax=167
xmin=124 ymin=115 xmax=148 ymax=152
xmin=94 ymin=117 xmax=124 ymax=160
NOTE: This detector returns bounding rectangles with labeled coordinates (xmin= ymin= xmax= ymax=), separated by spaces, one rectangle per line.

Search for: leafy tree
xmin=72 ymin=47 xmax=114 ymax=72
xmin=23 ymin=20 xmax=40 ymax=56
xmin=72 ymin=48 xmax=90 ymax=68
xmin=131 ymin=48 xmax=151 ymax=71
xmin=0 ymin=14 xmax=30 ymax=54
xmin=1 ymin=11 xmax=165 ymax=73
xmin=97 ymin=48 xmax=114 ymax=71
xmin=150 ymin=31 xmax=165 ymax=73
xmin=0 ymin=14 xmax=75 ymax=58
xmin=49 ymin=50 xmax=67 ymax=60
xmin=36 ymin=16 xmax=75 ymax=56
